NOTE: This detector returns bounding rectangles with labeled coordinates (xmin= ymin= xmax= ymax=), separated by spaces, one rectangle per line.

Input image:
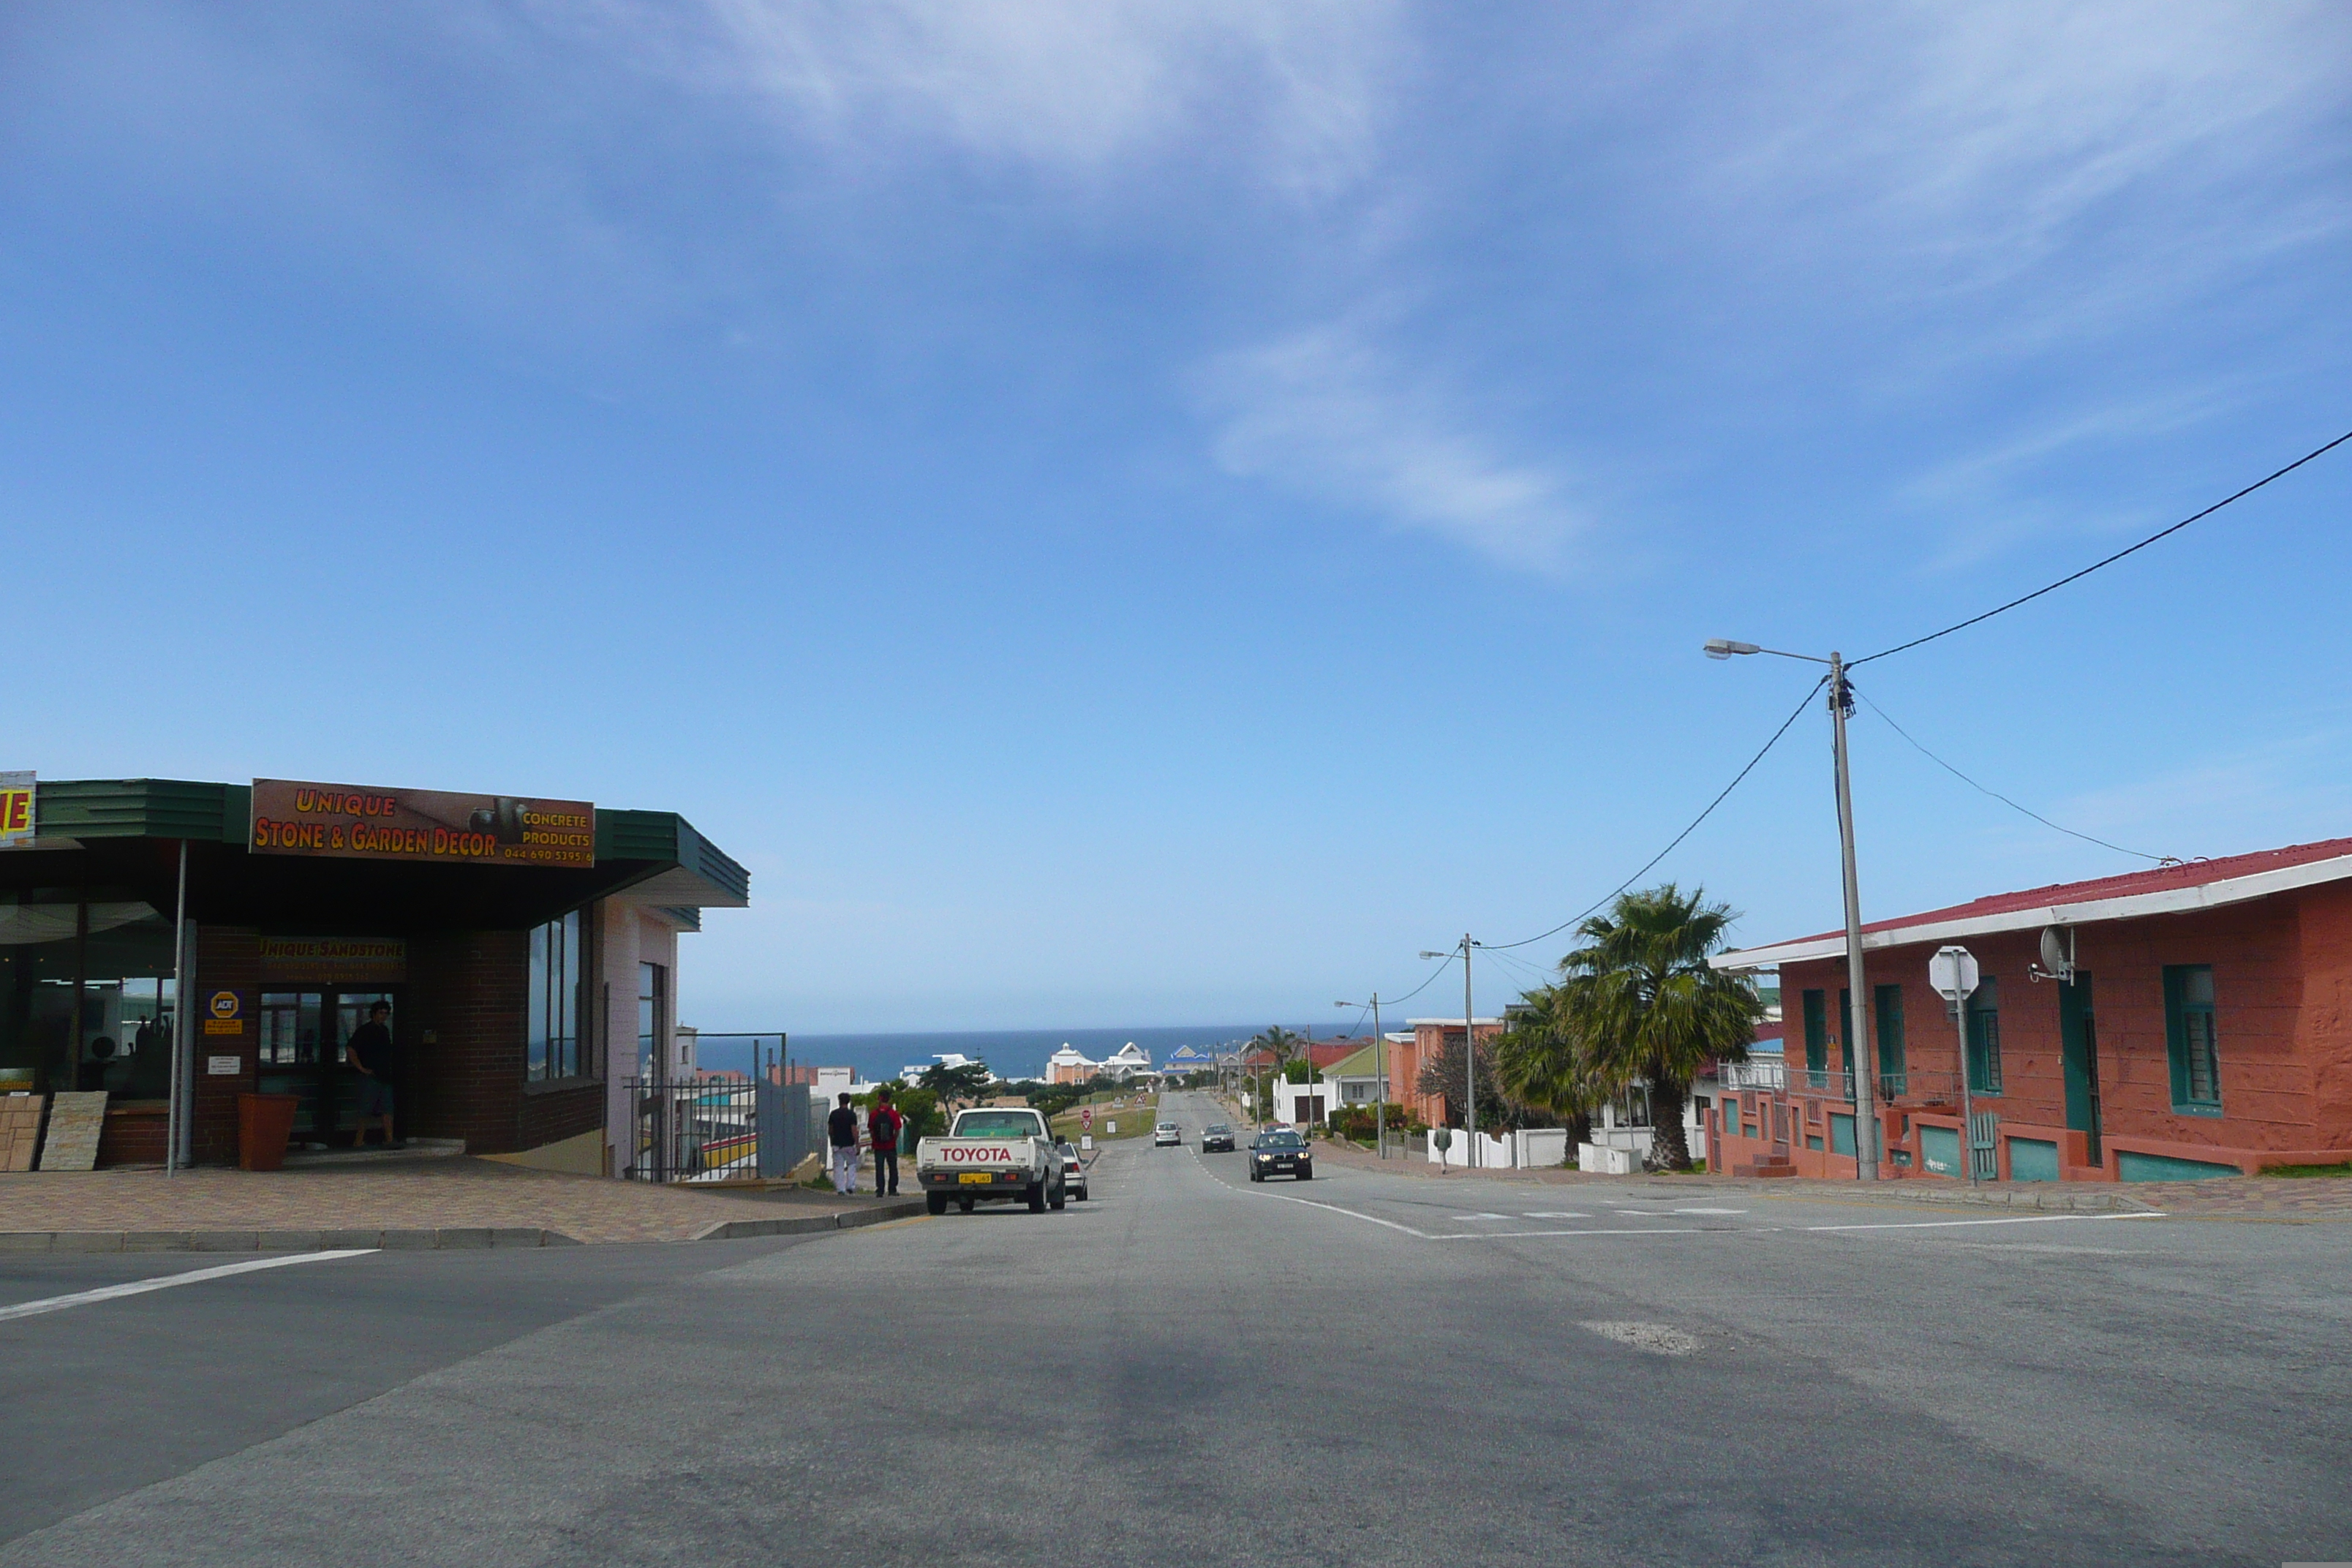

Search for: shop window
xmin=527 ymin=910 xmax=584 ymax=1082
xmin=0 ymin=897 xmax=177 ymax=1098
xmin=1965 ymin=977 xmax=2002 ymax=1096
xmin=638 ymin=960 xmax=667 ymax=1082
xmin=2164 ymin=965 xmax=2222 ymax=1114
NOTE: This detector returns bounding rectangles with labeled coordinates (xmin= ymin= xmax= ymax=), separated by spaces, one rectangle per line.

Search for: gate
xmin=620 ymin=1031 xmax=813 ymax=1183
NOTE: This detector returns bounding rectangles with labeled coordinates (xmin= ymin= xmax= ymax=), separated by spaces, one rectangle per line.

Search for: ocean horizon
xmin=684 ymin=1025 xmax=1327 ymax=1085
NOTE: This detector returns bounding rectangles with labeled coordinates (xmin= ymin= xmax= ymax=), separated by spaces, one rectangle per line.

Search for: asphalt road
xmin=2 ymin=1087 xmax=2346 ymax=1566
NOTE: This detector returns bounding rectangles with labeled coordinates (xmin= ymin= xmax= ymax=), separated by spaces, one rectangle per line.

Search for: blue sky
xmin=4 ymin=3 xmax=2349 ymax=1033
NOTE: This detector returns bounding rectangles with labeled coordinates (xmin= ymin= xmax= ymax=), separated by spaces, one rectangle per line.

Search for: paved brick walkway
xmin=0 ymin=1157 xmax=916 ymax=1246
xmin=1304 ymin=1136 xmax=2352 ymax=1219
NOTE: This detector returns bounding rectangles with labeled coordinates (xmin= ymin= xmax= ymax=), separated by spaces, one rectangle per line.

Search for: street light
xmin=1420 ymin=938 xmax=1477 ymax=1168
xmin=1334 ymin=994 xmax=1388 ymax=1158
xmin=1706 ymin=638 xmax=1882 ymax=1182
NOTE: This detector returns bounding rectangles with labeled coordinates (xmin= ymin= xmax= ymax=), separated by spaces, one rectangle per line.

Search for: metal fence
xmin=620 ymin=1077 xmax=815 ymax=1183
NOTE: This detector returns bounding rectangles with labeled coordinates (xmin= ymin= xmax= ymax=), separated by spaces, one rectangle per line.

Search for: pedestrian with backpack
xmin=826 ymin=1092 xmax=860 ymax=1195
xmin=868 ymin=1085 xmax=904 ymax=1197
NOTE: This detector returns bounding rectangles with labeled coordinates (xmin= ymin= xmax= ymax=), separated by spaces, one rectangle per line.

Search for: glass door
xmin=330 ymin=990 xmax=399 ymax=1142
xmin=257 ymin=992 xmax=326 ymax=1141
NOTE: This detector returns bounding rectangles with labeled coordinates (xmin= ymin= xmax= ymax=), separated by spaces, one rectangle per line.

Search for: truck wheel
xmin=1027 ymin=1183 xmax=1047 ymax=1214
xmin=926 ymin=1192 xmax=948 ymax=1215
xmin=958 ymin=1197 xmax=976 ymax=1213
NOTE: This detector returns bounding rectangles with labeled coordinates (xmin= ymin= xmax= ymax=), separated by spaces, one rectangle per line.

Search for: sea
xmin=685 ymin=1025 xmax=1280 ymax=1085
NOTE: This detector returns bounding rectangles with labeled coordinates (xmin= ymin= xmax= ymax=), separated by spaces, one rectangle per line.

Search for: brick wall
xmin=190 ymin=925 xmax=260 ymax=1165
xmin=406 ymin=930 xmax=529 ymax=1154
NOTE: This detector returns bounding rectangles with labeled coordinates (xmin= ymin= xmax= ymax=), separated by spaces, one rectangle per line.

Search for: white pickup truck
xmin=917 ymin=1107 xmax=1067 ymax=1215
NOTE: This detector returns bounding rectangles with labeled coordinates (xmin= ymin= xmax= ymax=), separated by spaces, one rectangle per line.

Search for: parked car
xmin=1200 ymin=1123 xmax=1236 ymax=1153
xmin=1248 ymin=1129 xmax=1312 ymax=1181
xmin=1153 ymin=1122 xmax=1181 ymax=1147
xmin=916 ymin=1107 xmax=1066 ymax=1214
xmin=1057 ymin=1139 xmax=1089 ymax=1202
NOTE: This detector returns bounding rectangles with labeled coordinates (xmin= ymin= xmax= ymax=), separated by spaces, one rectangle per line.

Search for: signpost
xmin=1930 ymin=946 xmax=1982 ymax=1186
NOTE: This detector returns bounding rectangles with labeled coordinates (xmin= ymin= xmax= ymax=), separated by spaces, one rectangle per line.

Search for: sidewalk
xmin=1304 ymin=1135 xmax=2352 ymax=1219
xmin=0 ymin=1156 xmax=930 ymax=1251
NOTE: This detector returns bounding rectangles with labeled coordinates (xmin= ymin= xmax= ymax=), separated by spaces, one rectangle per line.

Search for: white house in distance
xmin=897 ymin=1052 xmax=987 ymax=1086
xmin=1044 ymin=1041 xmax=1153 ymax=1085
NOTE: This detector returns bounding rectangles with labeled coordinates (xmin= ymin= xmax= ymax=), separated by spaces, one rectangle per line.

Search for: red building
xmin=1711 ymin=837 xmax=2352 ymax=1183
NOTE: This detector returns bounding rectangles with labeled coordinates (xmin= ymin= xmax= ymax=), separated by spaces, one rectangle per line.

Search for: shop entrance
xmin=255 ymin=987 xmax=403 ymax=1148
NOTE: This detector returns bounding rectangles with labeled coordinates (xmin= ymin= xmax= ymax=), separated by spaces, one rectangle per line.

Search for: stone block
xmin=121 ymin=1232 xmax=195 ymax=1251
xmin=188 ymin=1232 xmax=260 ymax=1251
xmin=35 ymin=1092 xmax=106 ymax=1172
xmin=434 ymin=1228 xmax=493 ymax=1249
xmin=52 ymin=1232 xmax=124 ymax=1252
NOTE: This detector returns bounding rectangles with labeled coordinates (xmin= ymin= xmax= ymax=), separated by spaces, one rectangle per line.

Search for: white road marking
xmin=0 ymin=1249 xmax=374 ymax=1324
xmin=1458 ymin=1213 xmax=1509 ymax=1221
xmin=1522 ymin=1211 xmax=1589 ymax=1219
xmin=1803 ymin=1212 xmax=2166 ymax=1233
xmin=1429 ymin=1228 xmax=1702 ymax=1240
xmin=1673 ymin=1207 xmax=1748 ymax=1215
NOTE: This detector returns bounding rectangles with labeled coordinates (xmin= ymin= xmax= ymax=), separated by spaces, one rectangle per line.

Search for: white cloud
xmin=571 ymin=0 xmax=1401 ymax=195
xmin=1197 ymin=323 xmax=1588 ymax=572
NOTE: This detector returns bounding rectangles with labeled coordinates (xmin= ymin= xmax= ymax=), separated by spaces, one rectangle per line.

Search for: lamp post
xmin=1705 ymin=639 xmax=1880 ymax=1182
xmin=1420 ymin=937 xmax=1477 ymax=1167
xmin=1334 ymin=992 xmax=1387 ymax=1157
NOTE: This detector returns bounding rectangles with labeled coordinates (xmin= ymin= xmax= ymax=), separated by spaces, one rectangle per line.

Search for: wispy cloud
xmin=1196 ymin=322 xmax=1588 ymax=572
xmin=568 ymin=0 xmax=1401 ymax=195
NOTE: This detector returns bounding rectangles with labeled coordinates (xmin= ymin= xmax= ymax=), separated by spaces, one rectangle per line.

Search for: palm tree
xmin=1245 ymin=1026 xmax=1304 ymax=1123
xmin=1552 ymin=883 xmax=1760 ymax=1171
xmin=1492 ymin=988 xmax=1617 ymax=1148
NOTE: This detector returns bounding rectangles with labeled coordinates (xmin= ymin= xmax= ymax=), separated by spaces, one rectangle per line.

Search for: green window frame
xmin=1965 ymin=976 xmax=2002 ymax=1096
xmin=2163 ymin=965 xmax=2222 ymax=1115
xmin=1802 ymin=990 xmax=1828 ymax=1077
xmin=1874 ymin=983 xmax=1906 ymax=1092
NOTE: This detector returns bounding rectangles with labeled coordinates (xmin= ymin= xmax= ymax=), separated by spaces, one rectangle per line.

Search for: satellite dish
xmin=2033 ymin=926 xmax=2076 ymax=984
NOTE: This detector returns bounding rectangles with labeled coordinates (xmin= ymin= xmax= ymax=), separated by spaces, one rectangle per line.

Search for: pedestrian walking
xmin=868 ymin=1085 xmax=904 ymax=1196
xmin=344 ymin=1000 xmax=403 ymax=1150
xmin=827 ymin=1092 xmax=860 ymax=1195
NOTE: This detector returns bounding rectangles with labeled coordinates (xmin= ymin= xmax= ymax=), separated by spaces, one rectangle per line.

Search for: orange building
xmin=1394 ymin=1017 xmax=1503 ymax=1129
xmin=1711 ymin=837 xmax=2352 ymax=1183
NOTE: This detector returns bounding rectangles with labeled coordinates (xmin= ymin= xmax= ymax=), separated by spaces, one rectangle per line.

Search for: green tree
xmin=1550 ymin=883 xmax=1760 ymax=1171
xmin=1493 ymin=990 xmax=1616 ymax=1148
xmin=919 ymin=1059 xmax=995 ymax=1115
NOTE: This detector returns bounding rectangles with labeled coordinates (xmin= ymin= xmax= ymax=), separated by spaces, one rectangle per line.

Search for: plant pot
xmin=237 ymin=1093 xmax=301 ymax=1172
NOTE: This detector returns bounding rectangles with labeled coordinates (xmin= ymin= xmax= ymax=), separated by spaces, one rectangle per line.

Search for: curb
xmin=0 ymin=1227 xmax=584 ymax=1253
xmin=693 ymin=1196 xmax=930 ymax=1241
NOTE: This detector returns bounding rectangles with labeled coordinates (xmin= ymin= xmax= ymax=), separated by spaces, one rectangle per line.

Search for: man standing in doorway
xmin=827 ymin=1092 xmax=860 ymax=1195
xmin=346 ymin=1000 xmax=402 ymax=1150
xmin=867 ymin=1085 xmax=904 ymax=1197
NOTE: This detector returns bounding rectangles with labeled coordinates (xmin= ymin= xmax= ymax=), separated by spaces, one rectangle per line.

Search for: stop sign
xmin=1081 ymin=1106 xmax=1093 ymax=1128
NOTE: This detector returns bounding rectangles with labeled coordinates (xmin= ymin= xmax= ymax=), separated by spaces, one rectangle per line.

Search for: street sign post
xmin=1930 ymin=946 xmax=1982 ymax=1186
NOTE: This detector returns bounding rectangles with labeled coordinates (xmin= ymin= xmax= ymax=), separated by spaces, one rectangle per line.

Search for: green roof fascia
xmin=595 ymin=810 xmax=750 ymax=905
xmin=32 ymin=779 xmax=246 ymax=842
xmin=1320 ymin=1043 xmax=1382 ymax=1079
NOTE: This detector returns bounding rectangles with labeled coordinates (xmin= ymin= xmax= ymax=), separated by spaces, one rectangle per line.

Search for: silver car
xmin=1057 ymin=1141 xmax=1089 ymax=1202
xmin=1153 ymin=1122 xmax=1181 ymax=1147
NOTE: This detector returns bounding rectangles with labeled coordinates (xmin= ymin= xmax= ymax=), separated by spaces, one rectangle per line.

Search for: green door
xmin=2059 ymin=973 xmax=2100 ymax=1166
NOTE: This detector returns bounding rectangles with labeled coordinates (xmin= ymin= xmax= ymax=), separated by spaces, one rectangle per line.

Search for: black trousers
xmin=873 ymin=1143 xmax=899 ymax=1194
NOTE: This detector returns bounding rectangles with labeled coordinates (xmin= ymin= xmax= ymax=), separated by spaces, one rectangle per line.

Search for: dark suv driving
xmin=1248 ymin=1129 xmax=1312 ymax=1181
xmin=1201 ymin=1123 xmax=1236 ymax=1153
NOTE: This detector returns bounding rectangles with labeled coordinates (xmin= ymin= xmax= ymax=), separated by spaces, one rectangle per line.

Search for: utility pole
xmin=1463 ymin=934 xmax=1477 ymax=1169
xmin=1828 ymin=653 xmax=1881 ymax=1181
xmin=1371 ymin=992 xmax=1385 ymax=1159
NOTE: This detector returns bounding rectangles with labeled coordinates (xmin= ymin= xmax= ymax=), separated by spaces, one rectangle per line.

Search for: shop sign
xmin=206 ymin=1056 xmax=241 ymax=1076
xmin=250 ymin=779 xmax=595 ymax=869
xmin=257 ymin=936 xmax=407 ymax=983
xmin=0 ymin=772 xmax=32 ymax=846
xmin=204 ymin=990 xmax=244 ymax=1036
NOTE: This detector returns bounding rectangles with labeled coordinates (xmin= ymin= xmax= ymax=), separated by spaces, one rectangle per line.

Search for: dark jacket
xmin=826 ymin=1106 xmax=859 ymax=1148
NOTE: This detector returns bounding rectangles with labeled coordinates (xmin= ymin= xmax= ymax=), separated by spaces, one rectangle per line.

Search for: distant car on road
xmin=1248 ymin=1129 xmax=1312 ymax=1181
xmin=1153 ymin=1122 xmax=1181 ymax=1147
xmin=1200 ymin=1123 xmax=1235 ymax=1152
xmin=1057 ymin=1139 xmax=1089 ymax=1202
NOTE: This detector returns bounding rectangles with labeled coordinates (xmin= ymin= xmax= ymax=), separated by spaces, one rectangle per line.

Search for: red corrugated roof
xmin=1308 ymin=1041 xmax=1362 ymax=1068
xmin=1774 ymin=834 xmax=2352 ymax=949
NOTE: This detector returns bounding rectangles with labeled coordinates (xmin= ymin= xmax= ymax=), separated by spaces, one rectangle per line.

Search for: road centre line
xmin=1801 ymin=1212 xmax=2168 ymax=1232
xmin=0 ymin=1250 xmax=374 ymax=1324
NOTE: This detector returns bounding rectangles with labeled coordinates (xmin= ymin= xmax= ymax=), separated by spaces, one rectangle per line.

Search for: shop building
xmin=1711 ymin=837 xmax=2352 ymax=1182
xmin=0 ymin=776 xmax=746 ymax=1175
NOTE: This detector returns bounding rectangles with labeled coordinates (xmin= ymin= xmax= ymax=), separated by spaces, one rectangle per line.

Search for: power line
xmin=1853 ymin=426 xmax=2352 ymax=667
xmin=1371 ymin=951 xmax=1457 ymax=1009
xmin=1851 ymin=685 xmax=2166 ymax=863
xmin=1484 ymin=674 xmax=1828 ymax=951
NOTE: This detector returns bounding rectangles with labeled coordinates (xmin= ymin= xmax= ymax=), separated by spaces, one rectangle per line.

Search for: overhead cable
xmin=1853 ymin=426 xmax=2352 ymax=667
xmin=1483 ymin=674 xmax=1828 ymax=951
